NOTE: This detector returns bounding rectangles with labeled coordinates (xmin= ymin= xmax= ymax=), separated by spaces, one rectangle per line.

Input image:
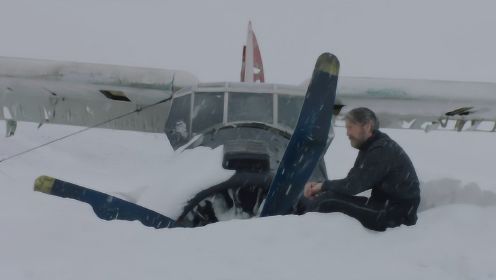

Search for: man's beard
xmin=349 ymin=135 xmax=366 ymax=149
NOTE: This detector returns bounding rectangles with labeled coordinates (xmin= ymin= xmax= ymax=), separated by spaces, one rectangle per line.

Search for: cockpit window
xmin=165 ymin=94 xmax=191 ymax=149
xmin=278 ymin=95 xmax=304 ymax=129
xmin=192 ymin=92 xmax=224 ymax=133
xmin=228 ymin=92 xmax=273 ymax=123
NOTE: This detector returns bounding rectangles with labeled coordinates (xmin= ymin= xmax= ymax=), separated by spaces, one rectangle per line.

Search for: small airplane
xmin=1 ymin=22 xmax=495 ymax=227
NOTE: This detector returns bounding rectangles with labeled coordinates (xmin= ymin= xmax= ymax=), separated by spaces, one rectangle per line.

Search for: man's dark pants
xmin=296 ymin=189 xmax=420 ymax=231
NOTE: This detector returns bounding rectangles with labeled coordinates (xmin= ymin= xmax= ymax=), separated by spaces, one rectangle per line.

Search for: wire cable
xmin=0 ymin=96 xmax=173 ymax=164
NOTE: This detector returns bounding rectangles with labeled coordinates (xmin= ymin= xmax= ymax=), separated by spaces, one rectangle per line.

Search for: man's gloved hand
xmin=303 ymin=182 xmax=324 ymax=198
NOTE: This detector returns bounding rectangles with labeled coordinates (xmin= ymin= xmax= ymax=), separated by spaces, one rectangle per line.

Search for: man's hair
xmin=345 ymin=107 xmax=380 ymax=131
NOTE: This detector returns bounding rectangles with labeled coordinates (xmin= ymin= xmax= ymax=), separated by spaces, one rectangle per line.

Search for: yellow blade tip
xmin=34 ymin=176 xmax=55 ymax=194
xmin=315 ymin=53 xmax=340 ymax=76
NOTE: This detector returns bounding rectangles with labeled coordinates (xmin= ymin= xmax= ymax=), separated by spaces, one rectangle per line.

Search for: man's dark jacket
xmin=322 ymin=130 xmax=420 ymax=202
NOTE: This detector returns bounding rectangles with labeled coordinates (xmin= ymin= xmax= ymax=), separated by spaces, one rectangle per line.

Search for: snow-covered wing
xmin=0 ymin=57 xmax=198 ymax=133
xmin=335 ymin=77 xmax=496 ymax=132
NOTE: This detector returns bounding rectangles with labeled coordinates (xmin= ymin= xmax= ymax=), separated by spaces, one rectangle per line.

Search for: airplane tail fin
xmin=240 ymin=21 xmax=265 ymax=83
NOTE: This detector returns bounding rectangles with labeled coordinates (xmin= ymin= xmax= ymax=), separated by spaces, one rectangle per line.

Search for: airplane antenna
xmin=0 ymin=96 xmax=173 ymax=164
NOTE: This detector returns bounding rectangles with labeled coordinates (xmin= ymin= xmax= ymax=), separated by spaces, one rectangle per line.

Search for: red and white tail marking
xmin=240 ymin=21 xmax=265 ymax=83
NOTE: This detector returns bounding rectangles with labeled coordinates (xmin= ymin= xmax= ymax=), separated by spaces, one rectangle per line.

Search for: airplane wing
xmin=0 ymin=56 xmax=198 ymax=135
xmin=334 ymin=77 xmax=496 ymax=132
xmin=2 ymin=55 xmax=495 ymax=140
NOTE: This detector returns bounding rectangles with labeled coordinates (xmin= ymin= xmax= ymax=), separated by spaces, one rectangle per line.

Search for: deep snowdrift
xmin=0 ymin=123 xmax=495 ymax=279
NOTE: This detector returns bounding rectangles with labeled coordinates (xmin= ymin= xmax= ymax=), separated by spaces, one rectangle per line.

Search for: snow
xmin=1 ymin=123 xmax=495 ymax=279
xmin=1 ymin=0 xmax=496 ymax=279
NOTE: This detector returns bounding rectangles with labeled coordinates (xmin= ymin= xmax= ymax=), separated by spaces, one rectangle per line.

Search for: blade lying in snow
xmin=34 ymin=176 xmax=176 ymax=229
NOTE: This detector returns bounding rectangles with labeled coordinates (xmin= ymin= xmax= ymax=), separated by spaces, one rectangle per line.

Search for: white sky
xmin=1 ymin=0 xmax=496 ymax=84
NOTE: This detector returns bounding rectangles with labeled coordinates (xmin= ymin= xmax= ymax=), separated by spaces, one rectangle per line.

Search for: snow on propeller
xmin=1 ymin=22 xmax=495 ymax=229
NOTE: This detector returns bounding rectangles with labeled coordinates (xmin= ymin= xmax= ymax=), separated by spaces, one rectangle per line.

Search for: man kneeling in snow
xmin=298 ymin=107 xmax=420 ymax=231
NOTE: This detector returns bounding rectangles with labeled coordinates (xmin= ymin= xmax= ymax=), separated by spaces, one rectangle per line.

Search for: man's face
xmin=345 ymin=120 xmax=372 ymax=149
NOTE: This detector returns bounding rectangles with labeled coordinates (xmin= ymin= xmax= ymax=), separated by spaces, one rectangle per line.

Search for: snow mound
xmin=420 ymin=178 xmax=496 ymax=211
